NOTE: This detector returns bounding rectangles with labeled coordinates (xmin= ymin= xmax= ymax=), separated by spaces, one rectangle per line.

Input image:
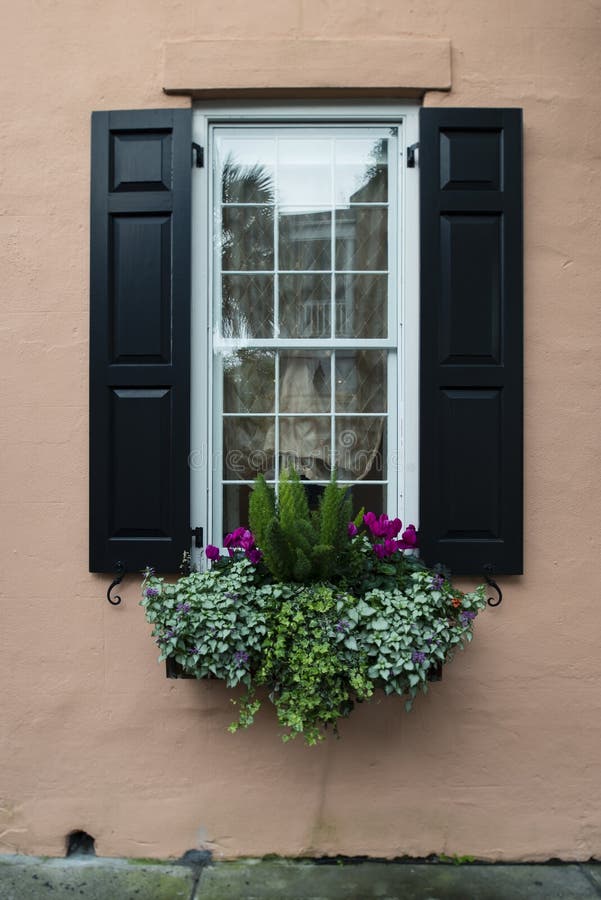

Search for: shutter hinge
xmin=191 ymin=526 xmax=204 ymax=548
xmin=192 ymin=143 xmax=204 ymax=168
xmin=406 ymin=142 xmax=419 ymax=168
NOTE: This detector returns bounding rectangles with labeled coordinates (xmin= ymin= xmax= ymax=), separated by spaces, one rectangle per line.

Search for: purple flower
xmin=188 ymin=646 xmax=201 ymax=655
xmin=205 ymin=544 xmax=220 ymax=561
xmin=431 ymin=573 xmax=445 ymax=591
xmin=144 ymin=587 xmax=159 ymax=598
xmin=412 ymin=651 xmax=427 ymax=665
xmin=233 ymin=650 xmax=249 ymax=666
xmin=460 ymin=610 xmax=476 ymax=624
xmin=363 ymin=512 xmax=403 ymax=540
xmin=246 ymin=547 xmax=263 ymax=565
xmin=176 ymin=602 xmax=191 ymax=613
xmin=334 ymin=619 xmax=350 ymax=633
xmin=373 ymin=537 xmax=402 ymax=558
xmin=347 ymin=522 xmax=358 ymax=537
xmin=143 ymin=566 xmax=155 ymax=577
xmin=398 ymin=524 xmax=418 ymax=549
xmin=165 ymin=629 xmax=177 ymax=639
xmin=225 ymin=592 xmax=239 ymax=600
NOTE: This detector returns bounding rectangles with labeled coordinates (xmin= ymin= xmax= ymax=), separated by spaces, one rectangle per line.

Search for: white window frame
xmin=190 ymin=101 xmax=420 ymax=569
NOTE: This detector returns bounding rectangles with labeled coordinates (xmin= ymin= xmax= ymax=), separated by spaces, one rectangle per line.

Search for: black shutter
xmin=419 ymin=108 xmax=523 ymax=575
xmin=90 ymin=109 xmax=192 ymax=573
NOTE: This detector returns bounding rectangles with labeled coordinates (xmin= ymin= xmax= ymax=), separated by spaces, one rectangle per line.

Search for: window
xmin=89 ymin=105 xmax=522 ymax=577
xmin=190 ymin=104 xmax=419 ymax=563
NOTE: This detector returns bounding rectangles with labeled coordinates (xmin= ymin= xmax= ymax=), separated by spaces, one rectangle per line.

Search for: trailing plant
xmin=142 ymin=470 xmax=487 ymax=745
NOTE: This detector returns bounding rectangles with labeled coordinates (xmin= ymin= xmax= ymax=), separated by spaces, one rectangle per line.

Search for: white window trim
xmin=190 ymin=101 xmax=420 ymax=569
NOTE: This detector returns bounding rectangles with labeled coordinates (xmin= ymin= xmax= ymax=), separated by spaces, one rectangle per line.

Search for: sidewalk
xmin=1 ymin=855 xmax=600 ymax=899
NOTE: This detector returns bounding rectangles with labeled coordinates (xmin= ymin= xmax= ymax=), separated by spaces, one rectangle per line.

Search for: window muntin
xmin=211 ymin=125 xmax=399 ymax=538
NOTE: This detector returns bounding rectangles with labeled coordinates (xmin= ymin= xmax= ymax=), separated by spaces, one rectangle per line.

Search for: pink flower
xmin=347 ymin=522 xmax=358 ymax=537
xmin=205 ymin=545 xmax=220 ymax=561
xmin=363 ymin=512 xmax=403 ymax=540
xmin=398 ymin=524 xmax=418 ymax=549
xmin=247 ymin=548 xmax=263 ymax=565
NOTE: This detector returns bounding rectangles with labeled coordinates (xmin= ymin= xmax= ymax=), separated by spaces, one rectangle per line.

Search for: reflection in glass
xmin=335 ymin=416 xmax=385 ymax=480
xmin=278 ymin=139 xmax=331 ymax=206
xmin=221 ymin=206 xmax=274 ymax=270
xmin=279 ymin=209 xmax=331 ymax=271
xmin=223 ymin=484 xmax=254 ymax=535
xmin=335 ymin=273 xmax=387 ymax=339
xmin=217 ymin=138 xmax=276 ymax=203
xmin=335 ymin=350 xmax=387 ymax=413
xmin=223 ymin=416 xmax=274 ymax=479
xmin=279 ymin=274 xmax=331 ymax=338
xmin=334 ymin=138 xmax=388 ymax=205
xmin=335 ymin=207 xmax=388 ymax=271
xmin=222 ymin=275 xmax=273 ymax=339
xmin=279 ymin=417 xmax=331 ymax=481
xmin=279 ymin=351 xmax=331 ymax=413
xmin=223 ymin=350 xmax=275 ymax=413
xmin=347 ymin=482 xmax=386 ymax=519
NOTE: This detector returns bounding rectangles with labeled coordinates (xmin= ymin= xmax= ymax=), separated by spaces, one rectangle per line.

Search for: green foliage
xmin=438 ymin=854 xmax=476 ymax=866
xmin=250 ymin=467 xmax=354 ymax=583
xmin=141 ymin=472 xmax=489 ymax=745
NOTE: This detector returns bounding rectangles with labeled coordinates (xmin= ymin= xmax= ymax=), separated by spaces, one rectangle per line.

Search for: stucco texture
xmin=1 ymin=0 xmax=600 ymax=863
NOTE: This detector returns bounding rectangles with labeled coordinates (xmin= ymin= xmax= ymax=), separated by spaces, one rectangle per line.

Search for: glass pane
xmin=279 ymin=417 xmax=331 ymax=480
xmin=222 ymin=275 xmax=273 ymax=339
xmin=335 ymin=350 xmax=387 ymax=413
xmin=278 ymin=139 xmax=331 ymax=206
xmin=335 ymin=138 xmax=388 ymax=204
xmin=279 ymin=209 xmax=331 ymax=271
xmin=279 ymin=351 xmax=331 ymax=413
xmin=335 ymin=416 xmax=386 ymax=479
xmin=221 ymin=206 xmax=274 ymax=270
xmin=347 ymin=482 xmax=386 ymax=520
xmin=223 ymin=416 xmax=275 ymax=479
xmin=279 ymin=274 xmax=331 ymax=338
xmin=222 ymin=484 xmax=255 ymax=536
xmin=335 ymin=207 xmax=388 ymax=271
xmin=335 ymin=273 xmax=387 ymax=338
xmin=217 ymin=137 xmax=276 ymax=203
xmin=223 ymin=350 xmax=275 ymax=413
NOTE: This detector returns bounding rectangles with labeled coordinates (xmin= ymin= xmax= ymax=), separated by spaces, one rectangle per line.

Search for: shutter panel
xmin=419 ymin=108 xmax=523 ymax=575
xmin=90 ymin=109 xmax=192 ymax=573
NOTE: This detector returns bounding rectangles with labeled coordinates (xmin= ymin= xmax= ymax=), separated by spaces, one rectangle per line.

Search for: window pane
xmin=278 ymin=139 xmax=331 ymax=206
xmin=279 ymin=417 xmax=331 ymax=480
xmin=222 ymin=484 xmax=254 ymax=535
xmin=335 ymin=207 xmax=388 ymax=271
xmin=335 ymin=273 xmax=387 ymax=338
xmin=223 ymin=416 xmax=274 ymax=479
xmin=279 ymin=209 xmax=331 ymax=271
xmin=222 ymin=275 xmax=274 ymax=339
xmin=347 ymin=482 xmax=386 ymax=519
xmin=335 ymin=416 xmax=386 ymax=479
xmin=279 ymin=273 xmax=331 ymax=338
xmin=221 ymin=206 xmax=274 ymax=270
xmin=217 ymin=137 xmax=276 ymax=203
xmin=335 ymin=138 xmax=388 ymax=205
xmin=223 ymin=350 xmax=275 ymax=413
xmin=280 ymin=351 xmax=331 ymax=413
xmin=335 ymin=350 xmax=387 ymax=413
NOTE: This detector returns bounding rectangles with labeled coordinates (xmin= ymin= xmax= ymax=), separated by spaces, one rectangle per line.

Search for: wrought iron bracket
xmin=483 ymin=564 xmax=503 ymax=607
xmin=106 ymin=561 xmax=126 ymax=606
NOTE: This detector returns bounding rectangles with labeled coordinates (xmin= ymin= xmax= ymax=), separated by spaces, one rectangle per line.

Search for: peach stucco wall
xmin=1 ymin=0 xmax=600 ymax=862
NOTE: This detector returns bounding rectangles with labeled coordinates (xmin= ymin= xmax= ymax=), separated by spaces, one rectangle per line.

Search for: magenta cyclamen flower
xmin=205 ymin=544 xmax=220 ymax=561
xmin=363 ymin=512 xmax=403 ymax=540
xmin=223 ymin=527 xmax=262 ymax=565
xmin=373 ymin=540 xmax=395 ymax=559
xmin=399 ymin=524 xmax=418 ymax=549
xmin=347 ymin=522 xmax=358 ymax=537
